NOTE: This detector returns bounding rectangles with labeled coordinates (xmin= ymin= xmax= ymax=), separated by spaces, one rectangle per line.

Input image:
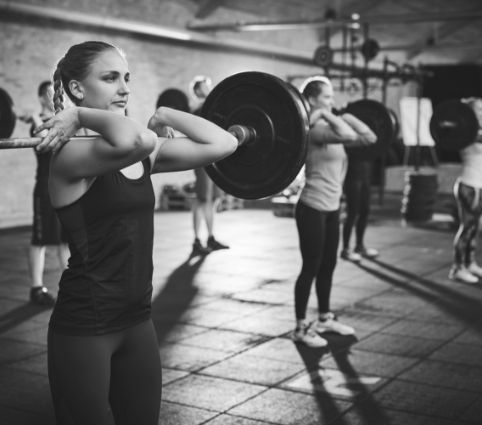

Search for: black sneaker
xmin=30 ymin=286 xmax=56 ymax=307
xmin=191 ymin=239 xmax=211 ymax=256
xmin=207 ymin=236 xmax=229 ymax=251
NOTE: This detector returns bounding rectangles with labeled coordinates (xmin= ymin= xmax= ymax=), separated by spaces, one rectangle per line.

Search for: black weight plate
xmin=345 ymin=99 xmax=394 ymax=159
xmin=360 ymin=39 xmax=380 ymax=61
xmin=313 ymin=46 xmax=333 ymax=67
xmin=429 ymin=100 xmax=479 ymax=151
xmin=0 ymin=88 xmax=16 ymax=138
xmin=285 ymin=82 xmax=310 ymax=116
xmin=201 ymin=72 xmax=309 ymax=199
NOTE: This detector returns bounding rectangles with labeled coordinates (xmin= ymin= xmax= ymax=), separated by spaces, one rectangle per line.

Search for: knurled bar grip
xmin=0 ymin=136 xmax=99 ymax=149
xmin=0 ymin=126 xmax=257 ymax=149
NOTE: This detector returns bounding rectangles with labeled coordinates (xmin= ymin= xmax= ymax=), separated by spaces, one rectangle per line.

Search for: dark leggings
xmin=295 ymin=201 xmax=340 ymax=320
xmin=48 ymin=319 xmax=162 ymax=425
xmin=453 ymin=180 xmax=482 ymax=267
xmin=342 ymin=159 xmax=372 ymax=249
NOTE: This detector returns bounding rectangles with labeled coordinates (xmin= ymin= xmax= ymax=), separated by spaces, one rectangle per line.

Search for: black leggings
xmin=453 ymin=180 xmax=482 ymax=267
xmin=342 ymin=159 xmax=372 ymax=249
xmin=48 ymin=319 xmax=162 ymax=425
xmin=294 ymin=202 xmax=340 ymax=320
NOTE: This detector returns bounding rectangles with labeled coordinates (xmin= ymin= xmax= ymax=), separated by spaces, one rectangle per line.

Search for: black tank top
xmin=49 ymin=159 xmax=155 ymax=335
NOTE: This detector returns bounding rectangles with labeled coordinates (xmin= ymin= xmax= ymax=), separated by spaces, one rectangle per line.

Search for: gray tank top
xmin=299 ymin=140 xmax=347 ymax=211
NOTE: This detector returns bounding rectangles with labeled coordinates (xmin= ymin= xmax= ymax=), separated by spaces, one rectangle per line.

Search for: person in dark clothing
xmin=340 ymin=154 xmax=379 ymax=262
xmin=189 ymin=75 xmax=230 ymax=255
xmin=37 ymin=41 xmax=237 ymax=425
xmin=19 ymin=80 xmax=69 ymax=306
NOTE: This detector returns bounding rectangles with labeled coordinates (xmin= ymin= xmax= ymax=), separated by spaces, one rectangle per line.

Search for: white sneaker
xmin=313 ymin=313 xmax=355 ymax=336
xmin=449 ymin=266 xmax=479 ymax=284
xmin=355 ymin=246 xmax=379 ymax=258
xmin=292 ymin=324 xmax=328 ymax=348
xmin=467 ymin=262 xmax=482 ymax=278
xmin=340 ymin=249 xmax=362 ymax=263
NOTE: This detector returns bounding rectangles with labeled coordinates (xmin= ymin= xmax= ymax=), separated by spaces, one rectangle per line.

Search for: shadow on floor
xmin=357 ymin=257 xmax=482 ymax=331
xmin=151 ymin=251 xmax=207 ymax=344
xmin=0 ymin=304 xmax=50 ymax=334
xmin=329 ymin=336 xmax=392 ymax=425
xmin=294 ymin=335 xmax=390 ymax=425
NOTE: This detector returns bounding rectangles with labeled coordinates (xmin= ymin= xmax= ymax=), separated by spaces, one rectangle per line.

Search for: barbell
xmin=429 ymin=99 xmax=481 ymax=151
xmin=0 ymin=71 xmax=396 ymax=200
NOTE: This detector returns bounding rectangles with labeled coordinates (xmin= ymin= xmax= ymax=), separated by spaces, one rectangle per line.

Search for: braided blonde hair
xmin=52 ymin=62 xmax=65 ymax=114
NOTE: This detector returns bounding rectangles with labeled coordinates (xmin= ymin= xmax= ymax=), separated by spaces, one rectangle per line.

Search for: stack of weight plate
xmin=401 ymin=170 xmax=438 ymax=222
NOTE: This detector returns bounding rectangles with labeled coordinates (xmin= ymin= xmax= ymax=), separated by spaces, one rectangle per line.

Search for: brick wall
xmin=0 ymin=0 xmax=408 ymax=228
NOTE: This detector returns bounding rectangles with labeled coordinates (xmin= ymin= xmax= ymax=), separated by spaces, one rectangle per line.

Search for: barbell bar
xmin=0 ymin=71 xmax=396 ymax=200
xmin=0 ymin=124 xmax=256 ymax=150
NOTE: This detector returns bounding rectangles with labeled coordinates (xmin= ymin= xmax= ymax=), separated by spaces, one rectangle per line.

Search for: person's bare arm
xmin=309 ymin=109 xmax=357 ymax=144
xmin=148 ymin=107 xmax=238 ymax=173
xmin=37 ymin=107 xmax=157 ymax=179
xmin=341 ymin=113 xmax=377 ymax=146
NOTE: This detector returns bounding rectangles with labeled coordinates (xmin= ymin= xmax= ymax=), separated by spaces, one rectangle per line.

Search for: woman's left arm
xmin=148 ymin=107 xmax=238 ymax=173
xmin=341 ymin=113 xmax=377 ymax=146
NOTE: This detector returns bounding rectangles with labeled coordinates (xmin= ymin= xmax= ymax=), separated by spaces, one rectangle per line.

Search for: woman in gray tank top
xmin=292 ymin=76 xmax=376 ymax=348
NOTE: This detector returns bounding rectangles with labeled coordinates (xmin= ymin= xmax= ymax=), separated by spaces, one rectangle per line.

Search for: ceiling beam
xmin=187 ymin=9 xmax=482 ymax=32
xmin=320 ymin=41 xmax=482 ymax=56
xmin=195 ymin=0 xmax=224 ymax=19
xmin=406 ymin=21 xmax=469 ymax=60
xmin=1 ymin=0 xmax=426 ymax=80
xmin=316 ymin=0 xmax=386 ymax=43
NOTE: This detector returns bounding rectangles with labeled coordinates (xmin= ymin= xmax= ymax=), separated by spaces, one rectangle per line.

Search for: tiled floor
xmin=1 ymin=203 xmax=482 ymax=424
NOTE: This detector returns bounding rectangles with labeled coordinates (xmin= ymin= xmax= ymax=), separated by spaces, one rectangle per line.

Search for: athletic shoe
xmin=340 ymin=249 xmax=362 ymax=263
xmin=191 ymin=239 xmax=211 ymax=256
xmin=30 ymin=286 xmax=56 ymax=307
xmin=207 ymin=236 xmax=229 ymax=250
xmin=449 ymin=266 xmax=479 ymax=284
xmin=355 ymin=246 xmax=379 ymax=258
xmin=467 ymin=262 xmax=482 ymax=278
xmin=292 ymin=323 xmax=328 ymax=348
xmin=313 ymin=313 xmax=355 ymax=336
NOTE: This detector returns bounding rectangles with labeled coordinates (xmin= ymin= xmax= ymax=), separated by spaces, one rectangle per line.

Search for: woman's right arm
xmin=309 ymin=110 xmax=377 ymax=147
xmin=309 ymin=109 xmax=358 ymax=145
xmin=148 ymin=107 xmax=238 ymax=173
xmin=37 ymin=107 xmax=157 ymax=179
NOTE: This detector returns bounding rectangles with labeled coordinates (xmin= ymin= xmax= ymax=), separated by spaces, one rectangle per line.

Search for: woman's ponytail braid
xmin=52 ymin=62 xmax=64 ymax=114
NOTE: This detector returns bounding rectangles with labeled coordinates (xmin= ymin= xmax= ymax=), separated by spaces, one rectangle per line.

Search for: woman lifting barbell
xmin=449 ymin=97 xmax=482 ymax=284
xmin=39 ymin=40 xmax=237 ymax=425
xmin=292 ymin=76 xmax=377 ymax=348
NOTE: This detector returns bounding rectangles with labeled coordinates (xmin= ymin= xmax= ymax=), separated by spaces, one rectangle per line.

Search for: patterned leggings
xmin=453 ymin=179 xmax=482 ymax=267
